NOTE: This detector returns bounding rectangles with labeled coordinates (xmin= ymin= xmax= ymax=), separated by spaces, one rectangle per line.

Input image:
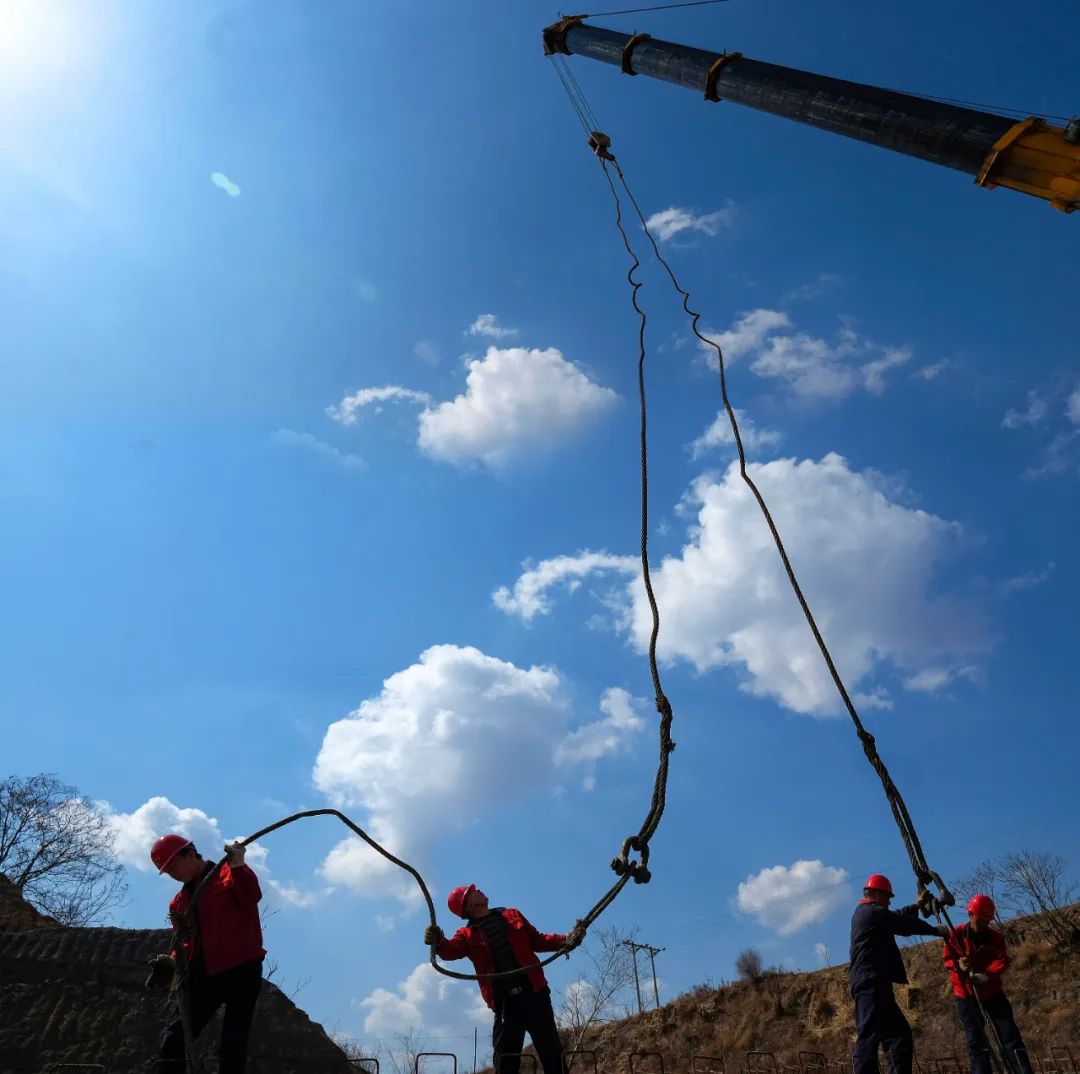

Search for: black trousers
xmin=160 ymin=958 xmax=263 ymax=1074
xmin=492 ymin=986 xmax=564 ymax=1074
xmin=852 ymin=984 xmax=914 ymax=1074
xmin=955 ymin=994 xmax=1034 ymax=1074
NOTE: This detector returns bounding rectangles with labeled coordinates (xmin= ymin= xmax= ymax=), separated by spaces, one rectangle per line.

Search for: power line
xmin=878 ymin=85 xmax=1073 ymax=124
xmin=585 ymin=0 xmax=732 ymax=17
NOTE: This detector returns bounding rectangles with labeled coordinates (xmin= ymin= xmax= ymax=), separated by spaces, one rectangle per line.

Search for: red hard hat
xmin=151 ymin=834 xmax=192 ymax=874
xmin=447 ymin=884 xmax=477 ymax=918
xmin=967 ymin=894 xmax=996 ymax=920
xmin=864 ymin=874 xmax=894 ymax=895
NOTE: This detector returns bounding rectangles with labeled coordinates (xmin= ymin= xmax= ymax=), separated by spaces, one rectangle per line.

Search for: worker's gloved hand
xmin=565 ymin=924 xmax=587 ymax=952
xmin=970 ymin=972 xmax=990 ymax=986
xmin=958 ymin=957 xmax=971 ymax=972
xmin=145 ymin=954 xmax=176 ymax=990
xmin=915 ymin=889 xmax=935 ymax=917
xmin=933 ymin=924 xmax=952 ymax=938
xmin=424 ymin=925 xmax=444 ymax=946
xmin=224 ymin=842 xmax=246 ymax=867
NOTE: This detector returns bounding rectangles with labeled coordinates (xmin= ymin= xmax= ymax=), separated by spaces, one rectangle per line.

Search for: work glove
xmin=916 ymin=889 xmax=937 ymax=918
xmin=958 ymin=957 xmax=971 ymax=972
xmin=144 ymin=954 xmax=176 ymax=990
xmin=424 ymin=925 xmax=444 ymax=946
xmin=933 ymin=924 xmax=952 ymax=938
xmin=970 ymin=972 xmax=990 ymax=986
xmin=564 ymin=924 xmax=587 ymax=952
xmin=224 ymin=841 xmax=246 ymax=867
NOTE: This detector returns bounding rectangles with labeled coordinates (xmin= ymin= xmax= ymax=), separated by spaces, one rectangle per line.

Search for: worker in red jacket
xmin=424 ymin=884 xmax=584 ymax=1074
xmin=145 ymin=833 xmax=266 ymax=1074
xmin=943 ymin=894 xmax=1033 ymax=1074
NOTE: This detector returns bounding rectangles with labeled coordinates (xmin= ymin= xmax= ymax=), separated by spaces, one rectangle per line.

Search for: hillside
xmin=0 ymin=873 xmax=349 ymax=1073
xmin=565 ymin=913 xmax=1079 ymax=1074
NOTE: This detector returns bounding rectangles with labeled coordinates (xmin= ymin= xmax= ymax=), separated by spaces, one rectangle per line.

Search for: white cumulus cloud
xmin=417 ymin=346 xmax=617 ymax=470
xmin=326 ymin=386 xmax=433 ymax=426
xmin=493 ymin=551 xmax=638 ymax=623
xmin=700 ymin=309 xmax=792 ymax=363
xmin=736 ymin=860 xmax=850 ymax=935
xmin=644 ymin=204 xmax=733 ymax=242
xmin=498 ymin=455 xmax=985 ymax=716
xmin=554 ymin=687 xmax=646 ymax=788
xmin=357 ymin=962 xmax=489 ymax=1036
xmin=210 ymin=172 xmax=241 ymax=197
xmin=99 ymin=796 xmax=322 ymax=909
xmin=1066 ymin=386 xmax=1080 ymax=426
xmin=272 ymin=429 xmax=363 ymax=469
xmin=699 ymin=311 xmax=911 ymax=398
xmin=689 ymin=409 xmax=782 ymax=460
xmin=785 ymin=274 xmax=842 ymax=302
xmin=413 ymin=340 xmax=441 ymax=366
xmin=913 ymin=361 xmax=951 ymax=381
xmin=1002 ymin=391 xmax=1048 ymax=429
xmin=622 ymin=455 xmax=981 ymax=714
xmin=903 ymin=665 xmax=981 ymax=693
xmin=467 ymin=313 xmax=519 ymax=340
xmin=100 ymin=796 xmax=225 ymax=872
xmin=1001 ymin=563 xmax=1054 ymax=594
xmin=312 ymin=645 xmax=630 ymax=901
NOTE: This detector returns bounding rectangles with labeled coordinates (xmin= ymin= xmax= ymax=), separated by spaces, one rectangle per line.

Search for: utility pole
xmin=620 ymin=939 xmax=664 ymax=1012
xmin=619 ymin=939 xmax=645 ymax=1014
xmin=644 ymin=944 xmax=665 ymax=1009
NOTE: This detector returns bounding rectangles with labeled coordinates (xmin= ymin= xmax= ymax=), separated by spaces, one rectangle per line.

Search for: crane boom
xmin=543 ymin=17 xmax=1080 ymax=212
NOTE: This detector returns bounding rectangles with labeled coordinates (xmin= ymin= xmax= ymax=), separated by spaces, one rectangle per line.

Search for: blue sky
xmin=2 ymin=0 xmax=1079 ymax=1056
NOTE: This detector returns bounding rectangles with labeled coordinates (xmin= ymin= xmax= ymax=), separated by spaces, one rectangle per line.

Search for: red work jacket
xmin=943 ymin=923 xmax=1009 ymax=999
xmin=169 ymin=863 xmax=265 ymax=976
xmin=435 ymin=907 xmax=566 ymax=1010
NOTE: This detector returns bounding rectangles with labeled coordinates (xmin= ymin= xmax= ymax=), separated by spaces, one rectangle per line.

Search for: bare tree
xmin=735 ymin=947 xmax=764 ymax=982
xmin=330 ymin=1035 xmax=387 ymax=1070
xmin=998 ymin=850 xmax=1077 ymax=945
xmin=0 ymin=772 xmax=127 ymax=926
xmin=558 ymin=925 xmax=639 ymax=1052
xmin=953 ymin=859 xmax=1004 ymax=918
xmin=390 ymin=1029 xmax=431 ymax=1074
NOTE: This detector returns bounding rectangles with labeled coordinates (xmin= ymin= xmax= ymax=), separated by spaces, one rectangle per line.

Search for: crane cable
xmin=552 ymin=54 xmax=1030 ymax=1074
xmin=548 ymin=53 xmax=956 ymax=913
xmin=605 ymin=153 xmax=1031 ymax=1074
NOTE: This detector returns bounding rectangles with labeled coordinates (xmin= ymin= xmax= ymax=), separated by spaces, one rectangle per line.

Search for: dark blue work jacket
xmin=849 ymin=899 xmax=940 ymax=991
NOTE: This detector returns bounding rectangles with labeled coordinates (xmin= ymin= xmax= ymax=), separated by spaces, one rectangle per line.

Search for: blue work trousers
xmin=955 ymin=993 xmax=1034 ymax=1074
xmin=852 ymin=983 xmax=914 ymax=1074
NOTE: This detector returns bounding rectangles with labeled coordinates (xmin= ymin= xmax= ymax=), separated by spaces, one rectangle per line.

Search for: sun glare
xmin=0 ymin=0 xmax=94 ymax=99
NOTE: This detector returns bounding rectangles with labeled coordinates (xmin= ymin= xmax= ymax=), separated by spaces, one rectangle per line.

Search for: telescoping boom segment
xmin=543 ymin=17 xmax=1080 ymax=213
